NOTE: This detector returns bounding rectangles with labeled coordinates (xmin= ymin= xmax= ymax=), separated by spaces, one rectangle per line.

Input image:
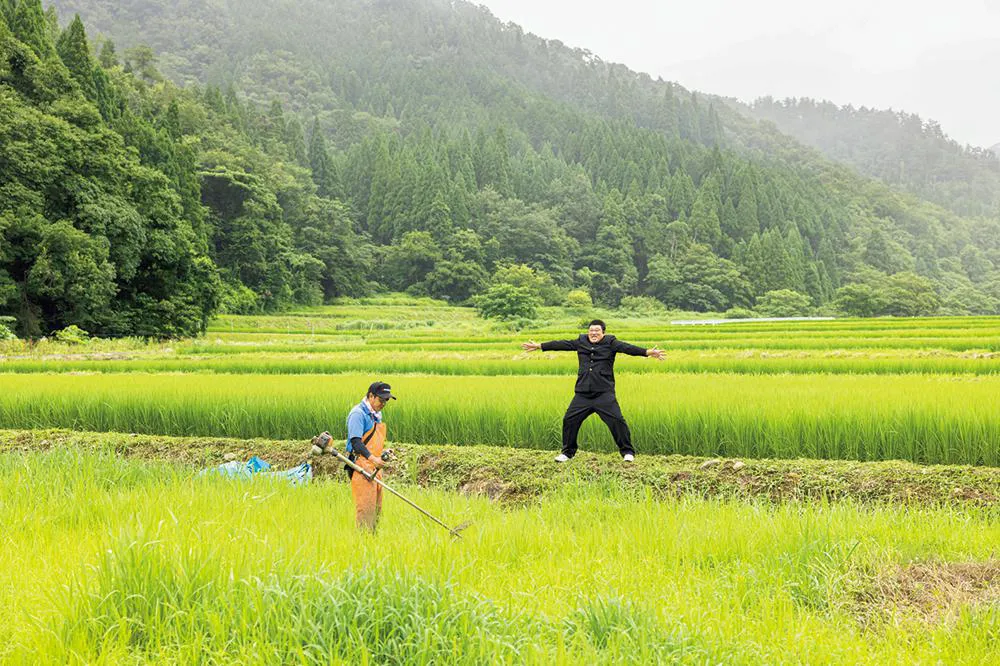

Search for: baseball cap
xmin=368 ymin=381 xmax=397 ymax=401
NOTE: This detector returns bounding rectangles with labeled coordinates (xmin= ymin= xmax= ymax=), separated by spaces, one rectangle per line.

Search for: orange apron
xmin=351 ymin=422 xmax=386 ymax=530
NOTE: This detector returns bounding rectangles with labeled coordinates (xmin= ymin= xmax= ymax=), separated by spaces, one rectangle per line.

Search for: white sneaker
xmin=623 ymin=454 xmax=635 ymax=462
xmin=554 ymin=453 xmax=571 ymax=462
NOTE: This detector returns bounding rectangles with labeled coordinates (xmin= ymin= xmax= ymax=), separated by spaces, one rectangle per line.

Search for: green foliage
xmin=618 ymin=295 xmax=667 ymax=316
xmin=10 ymin=0 xmax=51 ymax=58
xmin=55 ymin=14 xmax=93 ymax=98
xmin=472 ymin=264 xmax=549 ymax=320
xmin=566 ymin=289 xmax=593 ymax=311
xmin=940 ymin=284 xmax=999 ymax=316
xmin=0 ymin=11 xmax=218 ymax=338
xmin=833 ymin=283 xmax=883 ymax=318
xmin=383 ymin=231 xmax=442 ymax=292
xmin=647 ymin=245 xmax=751 ymax=312
xmin=880 ymin=272 xmax=940 ymax=317
xmin=474 ymin=282 xmax=539 ymax=322
xmin=122 ymin=44 xmax=160 ymax=83
xmin=724 ymin=307 xmax=755 ymax=319
xmin=52 ymin=323 xmax=89 ymax=344
xmin=24 ymin=220 xmax=116 ymax=332
xmin=833 ymin=272 xmax=940 ymax=318
xmin=756 ymin=290 xmax=812 ymax=317
xmin=97 ymin=38 xmax=116 ymax=67
xmin=423 ymin=259 xmax=488 ymax=303
xmin=863 ymin=227 xmax=913 ymax=275
xmin=491 ymin=263 xmax=538 ymax=292
xmin=0 ymin=316 xmax=16 ymax=340
xmin=307 ymin=117 xmax=339 ymax=198
xmin=218 ymin=281 xmax=261 ymax=314
xmin=48 ymin=0 xmax=997 ymax=321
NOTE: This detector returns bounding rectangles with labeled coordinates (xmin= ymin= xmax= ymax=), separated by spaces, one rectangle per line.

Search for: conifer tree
xmin=689 ymin=177 xmax=722 ymax=250
xmin=733 ymin=178 xmax=760 ymax=241
xmin=308 ymin=118 xmax=339 ymax=199
xmin=11 ymin=0 xmax=51 ymax=58
xmin=98 ymin=38 xmax=117 ymax=67
xmin=284 ymin=117 xmax=308 ymax=167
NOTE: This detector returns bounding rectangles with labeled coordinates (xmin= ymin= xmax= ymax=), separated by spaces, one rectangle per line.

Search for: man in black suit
xmin=522 ymin=320 xmax=664 ymax=462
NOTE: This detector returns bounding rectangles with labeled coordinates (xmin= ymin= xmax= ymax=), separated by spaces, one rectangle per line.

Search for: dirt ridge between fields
xmin=2 ymin=429 xmax=997 ymax=507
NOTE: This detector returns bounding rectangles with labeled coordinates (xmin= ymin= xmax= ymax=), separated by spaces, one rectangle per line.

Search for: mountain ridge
xmin=3 ymin=0 xmax=997 ymax=335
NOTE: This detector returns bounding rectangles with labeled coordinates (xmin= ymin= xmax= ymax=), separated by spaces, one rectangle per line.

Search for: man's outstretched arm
xmin=612 ymin=339 xmax=666 ymax=360
xmin=522 ymin=339 xmax=577 ymax=352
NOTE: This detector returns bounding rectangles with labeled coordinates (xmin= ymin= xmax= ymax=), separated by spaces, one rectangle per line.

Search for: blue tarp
xmin=199 ymin=456 xmax=312 ymax=485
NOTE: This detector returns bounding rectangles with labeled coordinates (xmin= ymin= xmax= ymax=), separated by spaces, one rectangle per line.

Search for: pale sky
xmin=477 ymin=0 xmax=1000 ymax=148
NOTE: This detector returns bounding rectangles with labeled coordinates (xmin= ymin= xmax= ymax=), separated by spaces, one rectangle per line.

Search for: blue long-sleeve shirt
xmin=346 ymin=399 xmax=382 ymax=458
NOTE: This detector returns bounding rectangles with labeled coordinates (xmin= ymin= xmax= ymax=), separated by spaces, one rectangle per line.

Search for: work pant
xmin=351 ymin=423 xmax=386 ymax=531
xmin=561 ymin=391 xmax=634 ymax=458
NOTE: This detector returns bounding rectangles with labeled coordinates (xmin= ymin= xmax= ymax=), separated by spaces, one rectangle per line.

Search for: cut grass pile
xmin=1 ymin=449 xmax=997 ymax=664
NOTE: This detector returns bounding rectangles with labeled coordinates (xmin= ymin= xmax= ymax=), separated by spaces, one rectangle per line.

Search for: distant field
xmin=3 ymin=348 xmax=999 ymax=376
xmin=3 ymin=312 xmax=999 ymax=379
xmin=2 ymin=307 xmax=1000 ymax=465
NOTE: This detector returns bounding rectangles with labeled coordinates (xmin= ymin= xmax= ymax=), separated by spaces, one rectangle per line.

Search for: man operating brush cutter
xmin=311 ymin=381 xmax=393 ymax=531
xmin=522 ymin=319 xmax=664 ymax=462
xmin=311 ymin=381 xmax=470 ymax=537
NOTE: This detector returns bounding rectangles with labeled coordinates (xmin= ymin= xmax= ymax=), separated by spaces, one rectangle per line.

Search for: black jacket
xmin=540 ymin=334 xmax=647 ymax=395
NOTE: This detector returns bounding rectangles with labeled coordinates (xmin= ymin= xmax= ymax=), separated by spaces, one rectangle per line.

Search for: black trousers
xmin=561 ymin=391 xmax=634 ymax=457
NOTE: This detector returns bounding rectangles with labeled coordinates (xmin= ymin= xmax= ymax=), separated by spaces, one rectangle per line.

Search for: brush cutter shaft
xmin=330 ymin=449 xmax=465 ymax=537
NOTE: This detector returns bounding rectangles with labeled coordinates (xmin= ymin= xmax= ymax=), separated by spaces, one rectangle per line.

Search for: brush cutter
xmin=313 ymin=436 xmax=470 ymax=538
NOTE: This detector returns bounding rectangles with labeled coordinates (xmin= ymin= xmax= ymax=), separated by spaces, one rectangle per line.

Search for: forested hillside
xmin=1 ymin=0 xmax=374 ymax=337
xmin=751 ymin=97 xmax=1000 ymax=218
xmin=3 ymin=0 xmax=999 ymax=339
xmin=0 ymin=3 xmax=220 ymax=337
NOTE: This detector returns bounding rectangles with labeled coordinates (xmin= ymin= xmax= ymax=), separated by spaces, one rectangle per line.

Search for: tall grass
xmin=2 ymin=450 xmax=998 ymax=664
xmin=1 ymin=372 xmax=998 ymax=465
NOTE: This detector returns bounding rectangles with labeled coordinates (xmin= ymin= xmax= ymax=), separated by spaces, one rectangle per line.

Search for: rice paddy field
xmin=1 ymin=299 xmax=998 ymax=664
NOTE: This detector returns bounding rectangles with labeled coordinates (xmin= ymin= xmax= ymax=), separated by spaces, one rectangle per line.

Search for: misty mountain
xmin=52 ymin=0 xmax=1000 ymax=305
xmin=3 ymin=0 xmax=997 ymax=333
xmin=749 ymin=97 xmax=1000 ymax=218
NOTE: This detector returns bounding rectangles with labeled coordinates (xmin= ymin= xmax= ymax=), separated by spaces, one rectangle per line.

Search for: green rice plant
xmin=188 ymin=334 xmax=999 ymax=353
xmin=4 ymin=348 xmax=999 ymax=377
xmin=1 ymin=372 xmax=997 ymax=465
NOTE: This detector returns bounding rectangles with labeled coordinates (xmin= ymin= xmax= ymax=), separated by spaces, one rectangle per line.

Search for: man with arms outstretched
xmin=522 ymin=320 xmax=664 ymax=462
